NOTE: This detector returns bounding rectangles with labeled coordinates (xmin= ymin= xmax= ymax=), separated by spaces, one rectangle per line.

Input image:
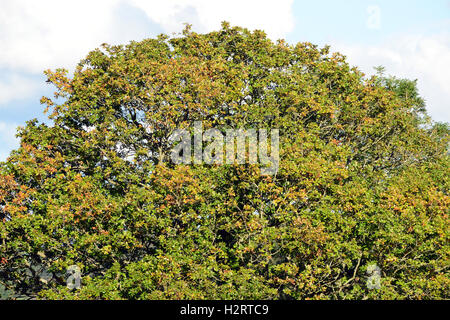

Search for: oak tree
xmin=0 ymin=23 xmax=448 ymax=300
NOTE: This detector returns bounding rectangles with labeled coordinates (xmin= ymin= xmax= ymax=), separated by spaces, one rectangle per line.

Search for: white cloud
xmin=127 ymin=0 xmax=294 ymax=40
xmin=0 ymin=0 xmax=121 ymax=74
xmin=331 ymin=33 xmax=450 ymax=123
xmin=0 ymin=122 xmax=20 ymax=162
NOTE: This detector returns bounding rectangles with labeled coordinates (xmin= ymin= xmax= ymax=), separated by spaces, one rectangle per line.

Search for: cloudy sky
xmin=1 ymin=0 xmax=449 ymax=161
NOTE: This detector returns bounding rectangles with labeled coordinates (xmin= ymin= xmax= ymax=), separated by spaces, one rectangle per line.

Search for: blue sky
xmin=289 ymin=0 xmax=450 ymax=44
xmin=1 ymin=0 xmax=449 ymax=161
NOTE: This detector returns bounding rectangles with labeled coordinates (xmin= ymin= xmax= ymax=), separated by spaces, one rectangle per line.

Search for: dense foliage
xmin=0 ymin=23 xmax=448 ymax=300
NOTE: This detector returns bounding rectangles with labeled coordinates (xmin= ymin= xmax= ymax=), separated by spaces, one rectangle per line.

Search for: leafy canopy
xmin=0 ymin=23 xmax=448 ymax=300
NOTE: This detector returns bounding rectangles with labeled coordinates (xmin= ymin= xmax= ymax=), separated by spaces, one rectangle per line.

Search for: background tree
xmin=0 ymin=23 xmax=448 ymax=300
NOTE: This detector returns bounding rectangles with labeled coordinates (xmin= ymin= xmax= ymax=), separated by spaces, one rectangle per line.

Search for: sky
xmin=0 ymin=0 xmax=449 ymax=161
